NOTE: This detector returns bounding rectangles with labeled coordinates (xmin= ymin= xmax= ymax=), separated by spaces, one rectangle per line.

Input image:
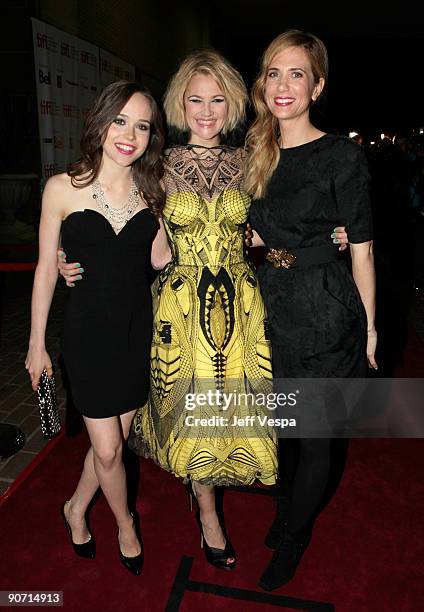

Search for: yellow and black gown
xmin=129 ymin=145 xmax=277 ymax=486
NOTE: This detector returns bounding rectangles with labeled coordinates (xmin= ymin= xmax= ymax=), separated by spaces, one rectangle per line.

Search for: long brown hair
xmin=244 ymin=30 xmax=328 ymax=199
xmin=68 ymin=80 xmax=165 ymax=215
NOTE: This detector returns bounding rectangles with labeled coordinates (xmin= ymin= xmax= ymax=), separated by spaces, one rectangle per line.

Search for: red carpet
xmin=0 ymin=243 xmax=37 ymax=270
xmin=0 ymin=430 xmax=423 ymax=611
xmin=1 ymin=326 xmax=423 ymax=611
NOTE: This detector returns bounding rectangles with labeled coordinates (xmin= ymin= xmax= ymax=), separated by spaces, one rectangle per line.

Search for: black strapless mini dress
xmin=60 ymin=208 xmax=157 ymax=418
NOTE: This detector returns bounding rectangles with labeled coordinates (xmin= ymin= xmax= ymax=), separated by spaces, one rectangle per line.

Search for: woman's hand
xmin=331 ymin=226 xmax=348 ymax=251
xmin=245 ymin=223 xmax=253 ymax=247
xmin=25 ymin=346 xmax=53 ymax=391
xmin=245 ymin=223 xmax=265 ymax=248
xmin=245 ymin=224 xmax=348 ymax=250
xmin=58 ymin=249 xmax=84 ymax=287
xmin=367 ymin=328 xmax=378 ymax=370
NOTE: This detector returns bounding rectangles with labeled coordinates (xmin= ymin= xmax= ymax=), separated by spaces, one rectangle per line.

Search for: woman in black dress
xmin=245 ymin=30 xmax=377 ymax=590
xmin=25 ymin=81 xmax=170 ymax=575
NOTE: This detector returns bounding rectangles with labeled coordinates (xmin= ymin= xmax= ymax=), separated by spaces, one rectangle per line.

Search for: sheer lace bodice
xmin=163 ymin=145 xmax=249 ymax=268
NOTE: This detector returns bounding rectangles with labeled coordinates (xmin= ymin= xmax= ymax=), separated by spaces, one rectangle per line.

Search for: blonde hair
xmin=244 ymin=30 xmax=328 ymax=199
xmin=163 ymin=50 xmax=248 ymax=138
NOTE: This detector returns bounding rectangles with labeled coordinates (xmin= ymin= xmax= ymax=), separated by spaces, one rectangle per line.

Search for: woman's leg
xmin=63 ymin=445 xmax=98 ymax=544
xmin=193 ymin=482 xmax=235 ymax=564
xmin=259 ymin=438 xmax=332 ymax=589
xmin=193 ymin=483 xmax=225 ymax=549
xmin=115 ymin=410 xmax=141 ymax=557
xmin=83 ymin=412 xmax=140 ymax=556
xmin=264 ymin=438 xmax=298 ymax=548
xmin=64 ymin=410 xmax=139 ymax=555
xmin=285 ymin=437 xmax=332 ymax=537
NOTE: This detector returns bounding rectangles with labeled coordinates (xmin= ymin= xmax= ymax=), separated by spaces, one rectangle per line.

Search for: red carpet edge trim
xmin=0 ymin=263 xmax=37 ymax=272
xmin=0 ymin=430 xmax=64 ymax=508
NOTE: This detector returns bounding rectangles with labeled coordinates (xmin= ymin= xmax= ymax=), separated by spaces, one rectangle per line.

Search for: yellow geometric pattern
xmin=132 ymin=146 xmax=278 ymax=485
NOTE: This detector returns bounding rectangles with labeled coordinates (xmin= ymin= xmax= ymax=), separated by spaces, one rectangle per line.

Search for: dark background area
xmin=210 ymin=1 xmax=423 ymax=134
xmin=1 ymin=1 xmax=423 ymax=377
xmin=1 ymin=0 xmax=423 ymax=175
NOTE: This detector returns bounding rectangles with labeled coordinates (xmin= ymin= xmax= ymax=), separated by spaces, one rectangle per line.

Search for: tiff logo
xmin=61 ymin=42 xmax=71 ymax=57
xmin=40 ymin=100 xmax=53 ymax=115
xmin=44 ymin=163 xmax=58 ymax=178
xmin=36 ymin=32 xmax=57 ymax=52
xmin=63 ymin=104 xmax=79 ymax=119
xmin=81 ymin=51 xmax=96 ymax=66
xmin=37 ymin=33 xmax=48 ymax=48
xmin=101 ymin=59 xmax=112 ymax=73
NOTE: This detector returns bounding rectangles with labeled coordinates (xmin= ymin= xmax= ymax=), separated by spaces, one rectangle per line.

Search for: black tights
xmin=279 ymin=438 xmax=332 ymax=537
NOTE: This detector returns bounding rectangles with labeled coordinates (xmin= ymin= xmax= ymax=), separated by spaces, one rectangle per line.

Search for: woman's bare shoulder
xmin=43 ymin=173 xmax=93 ymax=219
xmin=45 ymin=172 xmax=91 ymax=199
xmin=43 ymin=172 xmax=73 ymax=195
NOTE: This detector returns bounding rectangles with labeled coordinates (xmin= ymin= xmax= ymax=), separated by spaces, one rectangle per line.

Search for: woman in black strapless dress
xmin=25 ymin=81 xmax=170 ymax=575
xmin=60 ymin=206 xmax=155 ymax=417
xmin=244 ymin=30 xmax=377 ymax=589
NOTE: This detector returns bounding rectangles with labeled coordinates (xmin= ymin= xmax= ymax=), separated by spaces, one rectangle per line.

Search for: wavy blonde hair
xmin=244 ymin=30 xmax=328 ymax=199
xmin=163 ymin=50 xmax=248 ymax=138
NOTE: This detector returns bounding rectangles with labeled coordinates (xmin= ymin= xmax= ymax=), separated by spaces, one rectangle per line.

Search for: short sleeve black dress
xmin=249 ymin=134 xmax=373 ymax=380
xmin=60 ymin=208 xmax=157 ymax=418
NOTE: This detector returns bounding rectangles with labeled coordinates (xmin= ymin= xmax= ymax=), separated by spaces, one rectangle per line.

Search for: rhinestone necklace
xmin=91 ymin=178 xmax=140 ymax=234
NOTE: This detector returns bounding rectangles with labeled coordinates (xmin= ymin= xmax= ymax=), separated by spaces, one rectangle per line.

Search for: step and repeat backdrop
xmin=31 ymin=18 xmax=135 ymax=181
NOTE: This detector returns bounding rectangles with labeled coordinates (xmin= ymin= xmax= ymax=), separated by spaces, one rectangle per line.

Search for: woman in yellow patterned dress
xmin=129 ymin=51 xmax=278 ymax=568
xmin=58 ymin=52 xmax=279 ymax=569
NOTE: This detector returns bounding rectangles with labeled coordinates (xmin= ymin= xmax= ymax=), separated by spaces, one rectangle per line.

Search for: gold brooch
xmin=266 ymin=247 xmax=296 ymax=269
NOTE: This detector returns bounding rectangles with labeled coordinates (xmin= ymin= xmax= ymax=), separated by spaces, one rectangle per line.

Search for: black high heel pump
xmin=118 ymin=510 xmax=143 ymax=576
xmin=186 ymin=481 xmax=236 ymax=571
xmin=61 ymin=501 xmax=96 ymax=559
